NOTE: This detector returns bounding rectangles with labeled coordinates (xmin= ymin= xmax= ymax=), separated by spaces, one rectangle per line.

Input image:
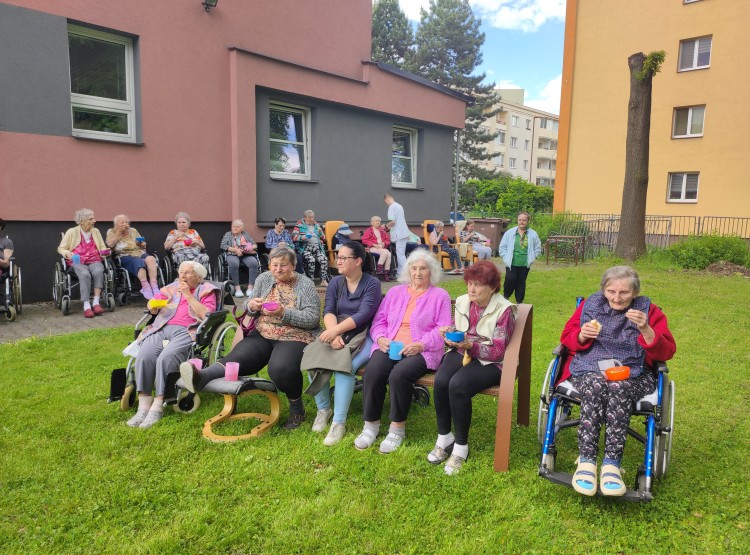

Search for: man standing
xmin=384 ymin=193 xmax=410 ymax=270
xmin=499 ymin=211 xmax=541 ymax=303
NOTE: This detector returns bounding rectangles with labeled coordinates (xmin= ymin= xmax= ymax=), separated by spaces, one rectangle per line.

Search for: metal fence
xmin=467 ymin=211 xmax=750 ymax=260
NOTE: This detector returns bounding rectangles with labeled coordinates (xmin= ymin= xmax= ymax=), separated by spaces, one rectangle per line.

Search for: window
xmin=68 ymin=24 xmax=135 ymax=143
xmin=495 ymin=131 xmax=506 ymax=145
xmin=526 ymin=119 xmax=532 ymax=130
xmin=512 ymin=115 xmax=519 ymax=127
xmin=391 ymin=126 xmax=417 ymax=187
xmin=493 ymin=154 xmax=504 ymax=167
xmin=667 ymin=172 xmax=699 ymax=202
xmin=673 ymin=106 xmax=705 ymax=138
xmin=551 ymin=140 xmax=558 ymax=150
xmin=509 ymin=157 xmax=517 ymax=169
xmin=679 ymin=36 xmax=711 ymax=71
xmin=270 ymin=102 xmax=311 ymax=179
xmin=523 ymin=160 xmax=528 ymax=170
xmin=510 ymin=137 xmax=518 ymax=148
xmin=524 ymin=139 xmax=530 ymax=151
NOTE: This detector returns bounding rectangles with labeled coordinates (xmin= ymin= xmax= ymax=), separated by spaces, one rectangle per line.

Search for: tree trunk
xmin=615 ymin=52 xmax=653 ymax=261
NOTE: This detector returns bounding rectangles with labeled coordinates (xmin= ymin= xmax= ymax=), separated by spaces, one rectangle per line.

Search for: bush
xmin=667 ymin=234 xmax=750 ymax=269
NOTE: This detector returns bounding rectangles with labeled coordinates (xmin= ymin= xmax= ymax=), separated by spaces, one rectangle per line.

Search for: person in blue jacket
xmin=498 ymin=211 xmax=541 ymax=303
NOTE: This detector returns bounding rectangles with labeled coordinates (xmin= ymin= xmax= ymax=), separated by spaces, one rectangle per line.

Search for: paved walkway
xmin=1 ymin=274 xmax=467 ymax=344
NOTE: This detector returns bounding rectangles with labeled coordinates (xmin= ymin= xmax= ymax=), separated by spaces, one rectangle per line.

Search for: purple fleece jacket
xmin=369 ymin=284 xmax=452 ymax=370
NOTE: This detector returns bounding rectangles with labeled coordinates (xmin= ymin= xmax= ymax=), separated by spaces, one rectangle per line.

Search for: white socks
xmin=436 ymin=432 xmax=455 ymax=449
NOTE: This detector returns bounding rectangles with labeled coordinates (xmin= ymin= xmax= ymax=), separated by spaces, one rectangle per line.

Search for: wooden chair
xmin=422 ymin=219 xmax=452 ymax=270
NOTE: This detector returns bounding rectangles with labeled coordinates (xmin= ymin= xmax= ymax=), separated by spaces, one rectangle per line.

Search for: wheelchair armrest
xmin=551 ymin=344 xmax=568 ymax=356
xmin=655 ymin=361 xmax=669 ymax=374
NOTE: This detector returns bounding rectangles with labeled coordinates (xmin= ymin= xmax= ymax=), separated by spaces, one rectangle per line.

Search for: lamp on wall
xmin=202 ymin=0 xmax=218 ymax=12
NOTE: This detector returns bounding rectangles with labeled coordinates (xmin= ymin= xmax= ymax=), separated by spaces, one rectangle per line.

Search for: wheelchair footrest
xmin=538 ymin=467 xmax=651 ymax=503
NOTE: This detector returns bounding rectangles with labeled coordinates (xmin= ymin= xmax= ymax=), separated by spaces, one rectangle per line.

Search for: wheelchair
xmin=112 ymin=253 xmax=166 ymax=306
xmin=161 ymin=250 xmax=212 ymax=285
xmin=0 ymin=256 xmax=22 ymax=322
xmin=108 ymin=280 xmax=238 ymax=413
xmin=537 ymin=342 xmax=675 ymax=502
xmin=211 ymin=250 xmax=269 ymax=284
xmin=52 ymin=255 xmax=116 ymax=315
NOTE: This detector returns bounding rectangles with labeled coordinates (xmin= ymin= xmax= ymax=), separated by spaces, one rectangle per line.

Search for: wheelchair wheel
xmin=212 ymin=255 xmax=226 ymax=282
xmin=52 ymin=264 xmax=64 ymax=308
xmin=209 ymin=322 xmax=238 ymax=365
xmin=61 ymin=296 xmax=71 ymax=316
xmin=173 ymin=390 xmax=201 ymax=414
xmin=413 ymin=385 xmax=430 ymax=407
xmin=4 ymin=305 xmax=17 ymax=322
xmin=654 ymin=380 xmax=675 ymax=479
xmin=537 ymin=358 xmax=557 ymax=443
xmin=117 ymin=292 xmax=128 ymax=306
xmin=259 ymin=253 xmax=270 ymax=272
xmin=106 ymin=293 xmax=116 ymax=312
xmin=12 ymin=265 xmax=22 ymax=315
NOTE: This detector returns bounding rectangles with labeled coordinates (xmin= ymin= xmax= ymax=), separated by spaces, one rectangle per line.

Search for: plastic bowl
xmin=446 ymin=331 xmax=465 ymax=343
xmin=99 ymin=249 xmax=111 ymax=256
xmin=262 ymin=302 xmax=280 ymax=312
xmin=147 ymin=299 xmax=168 ymax=310
xmin=183 ymin=238 xmax=193 ymax=246
xmin=604 ymin=366 xmax=631 ymax=381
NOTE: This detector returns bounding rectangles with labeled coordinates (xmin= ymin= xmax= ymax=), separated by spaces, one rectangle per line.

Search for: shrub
xmin=666 ymin=234 xmax=750 ymax=269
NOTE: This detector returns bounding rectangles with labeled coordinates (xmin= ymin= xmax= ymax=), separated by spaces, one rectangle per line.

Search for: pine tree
xmin=371 ymin=0 xmax=414 ymax=66
xmin=407 ymin=0 xmax=501 ymax=182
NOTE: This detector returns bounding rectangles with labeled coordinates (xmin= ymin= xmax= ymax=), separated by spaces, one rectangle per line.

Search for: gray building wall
xmin=0 ymin=3 xmax=71 ymax=135
xmin=256 ymin=90 xmax=456 ymax=226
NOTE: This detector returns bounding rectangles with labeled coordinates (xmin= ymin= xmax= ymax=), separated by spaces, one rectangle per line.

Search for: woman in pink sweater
xmin=354 ymin=249 xmax=452 ymax=454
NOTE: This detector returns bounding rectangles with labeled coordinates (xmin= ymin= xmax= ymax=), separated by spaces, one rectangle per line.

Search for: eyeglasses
xmin=335 ymin=255 xmax=357 ymax=262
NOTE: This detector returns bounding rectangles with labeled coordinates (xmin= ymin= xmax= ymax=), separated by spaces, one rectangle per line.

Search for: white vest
xmin=454 ymin=293 xmax=517 ymax=365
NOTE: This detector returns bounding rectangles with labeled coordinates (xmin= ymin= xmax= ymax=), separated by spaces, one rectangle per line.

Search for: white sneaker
xmin=234 ymin=290 xmax=244 ymax=297
xmin=312 ymin=408 xmax=333 ymax=433
xmin=379 ymin=432 xmax=405 ymax=454
xmin=323 ymin=422 xmax=346 ymax=446
xmin=245 ymin=287 xmax=253 ymax=297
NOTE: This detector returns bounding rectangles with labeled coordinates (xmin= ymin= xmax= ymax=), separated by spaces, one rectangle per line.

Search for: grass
xmin=1 ymin=262 xmax=749 ymax=554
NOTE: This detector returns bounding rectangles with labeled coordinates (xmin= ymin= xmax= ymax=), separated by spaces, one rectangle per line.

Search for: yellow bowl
xmin=147 ymin=299 xmax=168 ymax=310
xmin=604 ymin=366 xmax=631 ymax=381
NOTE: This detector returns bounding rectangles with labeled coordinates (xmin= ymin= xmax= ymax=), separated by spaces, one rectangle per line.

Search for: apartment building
xmin=480 ymin=89 xmax=559 ymax=188
xmin=555 ymin=0 xmax=749 ymax=217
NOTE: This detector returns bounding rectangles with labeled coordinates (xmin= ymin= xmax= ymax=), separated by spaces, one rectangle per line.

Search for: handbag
xmin=232 ymin=306 xmax=257 ymax=337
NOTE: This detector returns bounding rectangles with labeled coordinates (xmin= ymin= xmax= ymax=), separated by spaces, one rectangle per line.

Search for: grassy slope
xmin=1 ymin=263 xmax=748 ymax=554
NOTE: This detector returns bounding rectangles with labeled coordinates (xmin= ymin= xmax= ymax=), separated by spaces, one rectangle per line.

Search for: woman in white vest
xmin=429 ymin=261 xmax=517 ymax=475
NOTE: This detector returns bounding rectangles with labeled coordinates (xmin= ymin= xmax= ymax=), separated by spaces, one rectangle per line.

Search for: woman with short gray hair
xmin=57 ymin=208 xmax=108 ymax=318
xmin=219 ymin=219 xmax=260 ymax=297
xmin=164 ymin=211 xmax=210 ymax=271
xmin=291 ymin=209 xmax=329 ymax=287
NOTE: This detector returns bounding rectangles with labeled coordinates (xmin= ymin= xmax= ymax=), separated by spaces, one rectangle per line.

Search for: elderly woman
xmin=429 ymin=261 xmax=516 ymax=475
xmin=126 ymin=261 xmax=219 ymax=429
xmin=220 ymin=219 xmax=260 ymax=298
xmin=0 ymin=218 xmax=13 ymax=278
xmin=362 ymin=215 xmax=392 ymax=281
xmin=265 ymin=217 xmax=294 ymax=250
xmin=180 ymin=247 xmax=321 ymax=429
xmin=459 ymin=219 xmax=493 ymax=260
xmin=560 ymin=266 xmax=676 ymax=496
xmin=57 ymin=208 xmax=108 ymax=318
xmin=354 ymin=249 xmax=452 ymax=453
xmin=164 ymin=212 xmax=210 ymax=270
xmin=106 ymin=214 xmax=160 ymax=299
xmin=292 ymin=209 xmax=329 ymax=287
xmin=302 ymin=241 xmax=382 ymax=446
xmin=429 ymin=221 xmax=462 ymax=274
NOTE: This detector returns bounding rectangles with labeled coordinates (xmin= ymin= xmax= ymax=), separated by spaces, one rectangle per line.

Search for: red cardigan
xmin=558 ymin=300 xmax=676 ymax=382
xmin=362 ymin=226 xmax=391 ymax=249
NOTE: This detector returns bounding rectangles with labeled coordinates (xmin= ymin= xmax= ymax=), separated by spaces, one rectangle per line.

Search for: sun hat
xmin=337 ymin=223 xmax=353 ymax=235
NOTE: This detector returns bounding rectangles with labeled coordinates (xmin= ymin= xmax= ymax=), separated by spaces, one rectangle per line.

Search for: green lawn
xmin=1 ymin=262 xmax=749 ymax=554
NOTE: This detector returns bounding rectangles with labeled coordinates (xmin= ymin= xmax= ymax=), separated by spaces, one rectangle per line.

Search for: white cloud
xmin=496 ymin=79 xmax=522 ymax=89
xmin=395 ymin=1 xmax=564 ymax=32
xmin=525 ymin=74 xmax=561 ymax=115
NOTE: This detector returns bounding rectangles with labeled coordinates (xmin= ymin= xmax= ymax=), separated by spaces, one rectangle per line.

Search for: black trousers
xmin=434 ymin=351 xmax=502 ymax=445
xmin=199 ymin=330 xmax=306 ymax=399
xmin=362 ymin=350 xmax=427 ymax=423
xmin=503 ymin=265 xmax=531 ymax=303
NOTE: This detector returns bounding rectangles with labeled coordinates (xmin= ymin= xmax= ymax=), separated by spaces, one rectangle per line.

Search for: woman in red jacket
xmin=362 ymin=216 xmax=392 ymax=280
xmin=560 ymin=266 xmax=676 ymax=497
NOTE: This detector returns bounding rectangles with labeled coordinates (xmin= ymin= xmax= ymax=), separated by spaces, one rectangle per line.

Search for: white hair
xmin=179 ymin=260 xmax=207 ymax=280
xmin=113 ymin=214 xmax=129 ymax=225
xmin=175 ymin=212 xmax=191 ymax=225
xmin=74 ymin=208 xmax=94 ymax=225
xmin=232 ymin=219 xmax=244 ymax=228
xmin=398 ymin=248 xmax=443 ymax=287
xmin=303 ymin=209 xmax=315 ymax=218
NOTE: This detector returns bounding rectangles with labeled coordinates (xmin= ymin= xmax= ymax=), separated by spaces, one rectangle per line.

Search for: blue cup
xmin=388 ymin=341 xmax=404 ymax=361
xmin=446 ymin=330 xmax=465 ymax=343
xmin=72 ymin=254 xmax=81 ymax=265
xmin=136 ymin=236 xmax=145 ymax=243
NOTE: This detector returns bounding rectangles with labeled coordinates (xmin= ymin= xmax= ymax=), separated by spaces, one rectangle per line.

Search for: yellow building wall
xmin=559 ymin=0 xmax=749 ymax=217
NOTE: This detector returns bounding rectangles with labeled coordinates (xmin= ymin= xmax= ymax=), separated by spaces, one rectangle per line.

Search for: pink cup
xmin=99 ymin=249 xmax=111 ymax=256
xmin=262 ymin=301 xmax=279 ymax=312
xmin=225 ymin=362 xmax=240 ymax=381
xmin=183 ymin=238 xmax=193 ymax=246
xmin=188 ymin=358 xmax=203 ymax=370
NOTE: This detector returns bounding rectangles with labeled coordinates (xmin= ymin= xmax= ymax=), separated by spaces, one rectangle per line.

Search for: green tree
xmin=371 ymin=0 xmax=414 ymax=66
xmin=407 ymin=0 xmax=501 ymax=181
xmin=496 ymin=178 xmax=554 ymax=214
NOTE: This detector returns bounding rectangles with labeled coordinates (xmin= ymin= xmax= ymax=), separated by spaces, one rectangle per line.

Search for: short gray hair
xmin=113 ymin=214 xmax=129 ymax=225
xmin=434 ymin=221 xmax=445 ymax=230
xmin=600 ymin=265 xmax=640 ymax=296
xmin=175 ymin=212 xmax=191 ymax=225
xmin=268 ymin=246 xmax=297 ymax=266
xmin=303 ymin=209 xmax=315 ymax=218
xmin=74 ymin=208 xmax=94 ymax=225
xmin=232 ymin=219 xmax=244 ymax=228
xmin=398 ymin=248 xmax=443 ymax=287
xmin=179 ymin=260 xmax=207 ymax=280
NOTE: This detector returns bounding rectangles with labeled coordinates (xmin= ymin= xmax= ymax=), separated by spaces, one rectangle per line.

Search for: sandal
xmin=427 ymin=443 xmax=454 ymax=465
xmin=379 ymin=432 xmax=405 ymax=454
xmin=600 ymin=464 xmax=626 ymax=496
xmin=444 ymin=452 xmax=467 ymax=475
xmin=354 ymin=427 xmax=379 ymax=450
xmin=572 ymin=457 xmax=598 ymax=496
xmin=282 ymin=411 xmax=305 ymax=430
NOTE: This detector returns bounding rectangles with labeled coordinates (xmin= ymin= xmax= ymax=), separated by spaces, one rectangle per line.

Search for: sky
xmin=396 ymin=0 xmax=566 ymax=114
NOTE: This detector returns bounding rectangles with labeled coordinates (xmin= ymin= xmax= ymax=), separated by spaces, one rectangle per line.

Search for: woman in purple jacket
xmin=354 ymin=249 xmax=452 ymax=454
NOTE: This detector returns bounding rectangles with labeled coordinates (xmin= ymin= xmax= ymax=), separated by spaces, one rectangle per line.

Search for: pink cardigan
xmin=369 ymin=284 xmax=452 ymax=370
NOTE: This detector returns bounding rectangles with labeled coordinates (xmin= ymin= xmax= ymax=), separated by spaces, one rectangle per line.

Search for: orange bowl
xmin=604 ymin=366 xmax=631 ymax=381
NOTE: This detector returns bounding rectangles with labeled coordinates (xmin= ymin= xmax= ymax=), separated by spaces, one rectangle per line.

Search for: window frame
xmin=511 ymin=115 xmax=519 ymax=127
xmin=509 ymin=157 xmax=517 ymax=169
xmin=672 ymin=105 xmax=705 ymax=138
xmin=510 ymin=137 xmax=518 ymax=148
xmin=68 ymin=24 xmax=136 ymax=143
xmin=269 ymin=101 xmax=312 ymax=180
xmin=667 ymin=172 xmax=700 ymax=203
xmin=678 ymin=36 xmax=712 ymax=72
xmin=391 ymin=125 xmax=418 ymax=189
xmin=495 ymin=131 xmax=506 ymax=145
xmin=493 ymin=153 xmax=504 ymax=167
